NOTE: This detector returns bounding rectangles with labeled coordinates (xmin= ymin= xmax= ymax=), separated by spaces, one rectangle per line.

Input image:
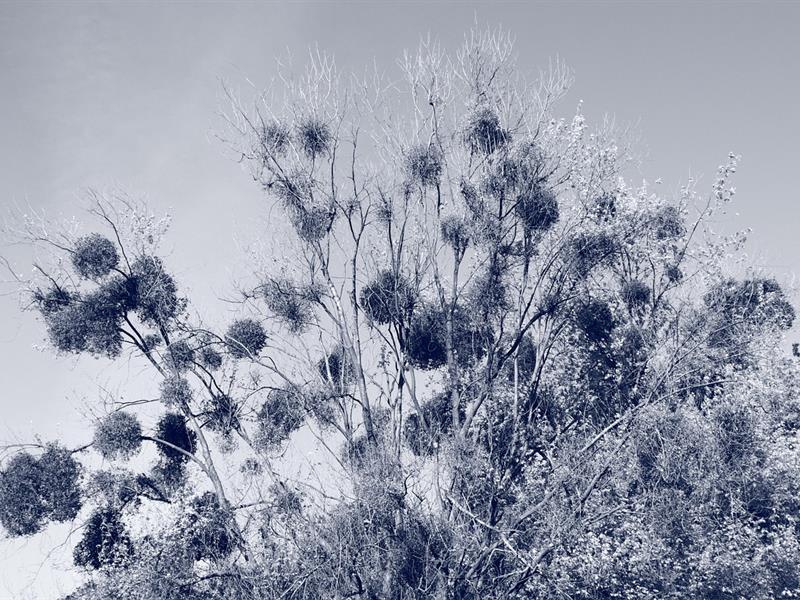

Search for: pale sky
xmin=1 ymin=2 xmax=799 ymax=598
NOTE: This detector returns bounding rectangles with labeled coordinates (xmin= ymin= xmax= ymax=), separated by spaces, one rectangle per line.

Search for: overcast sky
xmin=1 ymin=2 xmax=799 ymax=598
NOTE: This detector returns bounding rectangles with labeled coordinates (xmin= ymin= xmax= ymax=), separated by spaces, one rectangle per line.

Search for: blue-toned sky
xmin=1 ymin=2 xmax=799 ymax=598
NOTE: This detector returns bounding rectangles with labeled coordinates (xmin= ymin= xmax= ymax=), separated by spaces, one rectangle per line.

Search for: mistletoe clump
xmin=570 ymin=232 xmax=617 ymax=278
xmin=516 ymin=185 xmax=559 ymax=233
xmin=440 ymin=214 xmax=471 ymax=255
xmin=705 ymin=278 xmax=796 ymax=349
xmin=622 ymin=280 xmax=651 ymax=310
xmin=0 ymin=445 xmax=81 ymax=536
xmin=405 ymin=144 xmax=443 ymax=188
xmin=359 ymin=270 xmax=415 ymax=325
xmin=274 ymin=171 xmax=335 ymax=242
xmin=39 ymin=276 xmax=138 ymax=358
xmin=164 ymin=340 xmax=195 ymax=371
xmin=464 ymin=104 xmax=510 ymax=154
xmin=575 ymin=298 xmax=615 ymax=344
xmin=317 ymin=345 xmax=356 ymax=393
xmin=297 ymin=117 xmax=331 ymax=158
xmin=154 ymin=413 xmax=197 ymax=461
xmin=259 ymin=121 xmax=290 ymax=155
xmin=261 ymin=277 xmax=315 ymax=333
xmin=130 ymin=255 xmax=183 ymax=327
xmin=405 ymin=303 xmax=489 ymax=370
xmin=404 ymin=392 xmax=455 ymax=456
xmin=254 ymin=388 xmax=305 ymax=450
xmin=591 ymin=194 xmax=617 ymax=222
xmin=225 ymin=318 xmax=267 ymax=359
xmin=206 ymin=393 xmax=240 ymax=436
xmin=152 ymin=413 xmax=197 ymax=489
xmin=198 ymin=346 xmax=223 ymax=370
xmin=159 ymin=375 xmax=193 ymax=407
xmin=93 ymin=412 xmax=142 ymax=461
xmin=72 ymin=234 xmax=119 ymax=279
xmin=504 ymin=334 xmax=537 ymax=382
xmin=652 ymin=204 xmax=685 ymax=240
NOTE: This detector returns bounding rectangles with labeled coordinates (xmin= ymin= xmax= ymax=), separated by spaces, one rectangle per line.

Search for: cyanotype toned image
xmin=1 ymin=3 xmax=800 ymax=599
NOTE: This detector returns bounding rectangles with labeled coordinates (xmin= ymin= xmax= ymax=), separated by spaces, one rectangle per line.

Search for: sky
xmin=1 ymin=1 xmax=799 ymax=597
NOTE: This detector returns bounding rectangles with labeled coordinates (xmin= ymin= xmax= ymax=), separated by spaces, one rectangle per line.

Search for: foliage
xmin=72 ymin=234 xmax=119 ymax=279
xmin=93 ymin=412 xmax=142 ymax=461
xmin=405 ymin=144 xmax=443 ymax=188
xmin=359 ymin=269 xmax=415 ymax=325
xmin=254 ymin=388 xmax=305 ymax=450
xmin=225 ymin=318 xmax=267 ymax=359
xmin=5 ymin=27 xmax=800 ymax=600
xmin=73 ymin=507 xmax=132 ymax=570
xmin=0 ymin=445 xmax=81 ymax=536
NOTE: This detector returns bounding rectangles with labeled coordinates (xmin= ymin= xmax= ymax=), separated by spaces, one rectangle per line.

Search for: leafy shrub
xmin=94 ymin=412 xmax=142 ymax=460
xmin=225 ymin=318 xmax=267 ymax=359
xmin=72 ymin=234 xmax=119 ymax=279
xmin=359 ymin=270 xmax=415 ymax=325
